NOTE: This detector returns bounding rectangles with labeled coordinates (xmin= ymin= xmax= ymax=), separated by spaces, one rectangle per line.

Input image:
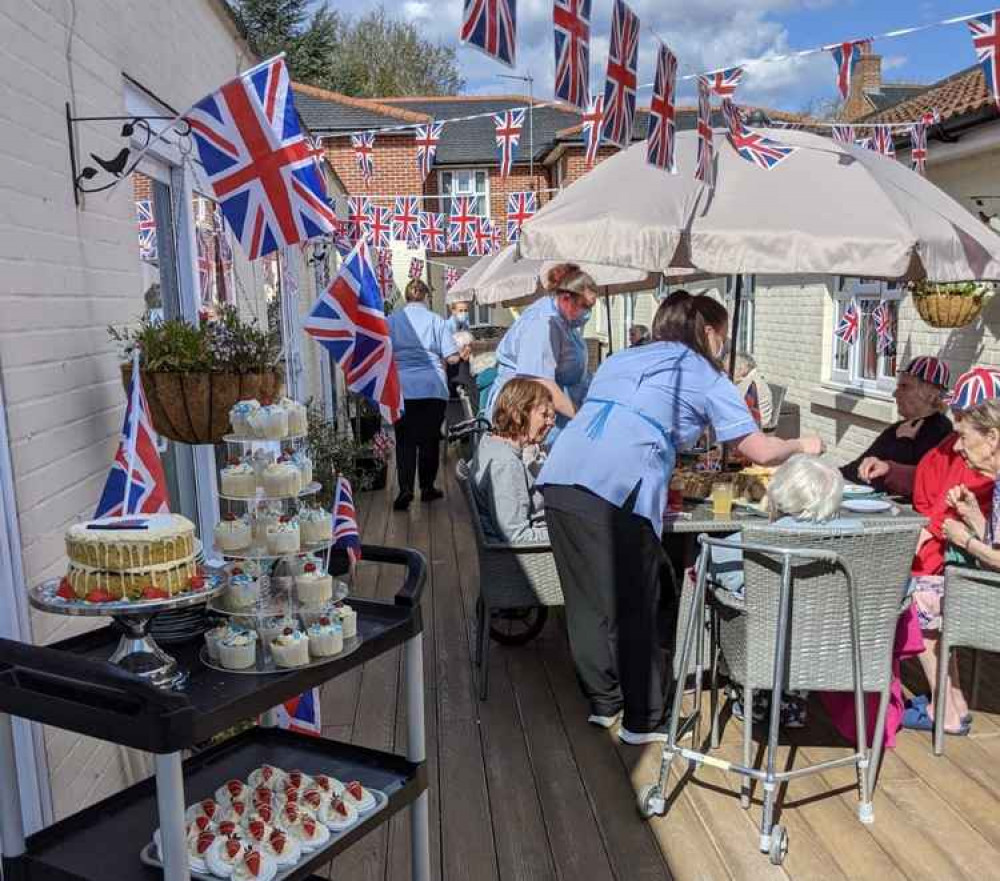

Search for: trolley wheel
xmin=488 ymin=604 xmax=549 ymax=645
xmin=768 ymin=825 xmax=789 ymax=866
xmin=637 ymin=784 xmax=663 ymax=820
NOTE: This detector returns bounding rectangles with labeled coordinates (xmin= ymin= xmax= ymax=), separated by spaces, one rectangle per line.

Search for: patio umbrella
xmin=519 ymin=128 xmax=1000 ymax=283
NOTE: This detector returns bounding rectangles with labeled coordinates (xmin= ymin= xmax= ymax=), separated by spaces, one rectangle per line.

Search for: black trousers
xmin=543 ymin=484 xmax=669 ymax=732
xmin=394 ymin=398 xmax=447 ymax=494
xmin=446 ymin=360 xmax=477 ymax=403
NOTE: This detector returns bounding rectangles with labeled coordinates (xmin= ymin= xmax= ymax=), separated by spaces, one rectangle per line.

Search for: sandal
xmin=906 ymin=694 xmax=972 ymax=726
xmin=901 ymin=703 xmax=971 ymax=736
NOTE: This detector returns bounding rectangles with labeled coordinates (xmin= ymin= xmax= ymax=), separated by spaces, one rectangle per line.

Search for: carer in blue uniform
xmin=539 ymin=292 xmax=823 ymax=743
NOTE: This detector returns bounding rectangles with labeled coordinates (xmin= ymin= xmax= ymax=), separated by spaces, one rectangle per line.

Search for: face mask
xmin=454 ymin=313 xmax=469 ymax=327
xmin=569 ymin=308 xmax=592 ymax=329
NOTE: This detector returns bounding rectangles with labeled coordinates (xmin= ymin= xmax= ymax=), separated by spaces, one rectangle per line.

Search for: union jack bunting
xmin=646 ymin=43 xmax=678 ymax=173
xmin=728 ymin=123 xmax=796 ymax=172
xmin=855 ymin=135 xmax=874 ymax=151
xmin=332 ymin=475 xmax=362 ymax=562
xmin=832 ymin=124 xmax=854 ymax=146
xmin=921 ymin=109 xmax=941 ymax=126
xmin=701 ymin=66 xmax=744 ymax=98
xmin=330 ymin=221 xmax=355 ymax=257
xmin=351 ymin=132 xmax=375 ymax=185
xmin=461 ymin=0 xmax=517 ymax=67
xmin=601 ymin=0 xmax=640 ymax=149
xmin=491 ymin=224 xmax=504 ymax=253
xmin=873 ymin=125 xmax=896 ymax=158
xmin=347 ymin=196 xmax=373 ymax=242
xmin=828 ymin=40 xmax=870 ymax=101
xmin=469 ymin=217 xmax=496 ymax=256
xmin=835 ymin=303 xmax=860 ymax=346
xmin=414 ymin=121 xmax=443 ymax=181
xmin=553 ymin=0 xmax=591 ymax=109
xmin=409 ymin=257 xmax=425 ymax=280
xmin=506 ymin=191 xmax=537 ymax=243
xmin=582 ymin=94 xmax=604 ymax=168
xmin=368 ymin=205 xmax=393 ymax=249
xmin=720 ymin=98 xmax=742 ymax=139
xmin=872 ymin=302 xmax=894 ymax=354
xmin=419 ymin=211 xmax=448 ymax=251
xmin=185 ymin=56 xmax=337 ymax=260
xmin=910 ymin=122 xmax=928 ymax=176
xmin=376 ymin=247 xmax=395 ymax=297
xmin=695 ymin=78 xmax=714 ymax=186
xmin=273 ymin=689 xmax=322 ymax=736
xmin=392 ymin=196 xmax=422 ymax=249
xmin=445 ymin=266 xmax=462 ymax=291
xmin=904 ymin=356 xmax=951 ymax=389
xmin=951 ymin=366 xmax=1000 ymax=410
xmin=303 ymin=239 xmax=403 ymax=423
xmin=135 ymin=200 xmax=157 ymax=261
xmin=449 ymin=196 xmax=479 ymax=249
xmin=494 ymin=109 xmax=525 ymax=178
xmin=968 ymin=13 xmax=1000 ymax=110
xmin=196 ymin=228 xmax=215 ymax=303
xmin=94 ymin=356 xmax=169 ymax=519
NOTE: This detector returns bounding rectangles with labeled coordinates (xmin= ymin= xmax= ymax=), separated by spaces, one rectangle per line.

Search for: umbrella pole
xmin=604 ymin=290 xmax=613 ymax=355
xmin=722 ymin=275 xmax=743 ymax=471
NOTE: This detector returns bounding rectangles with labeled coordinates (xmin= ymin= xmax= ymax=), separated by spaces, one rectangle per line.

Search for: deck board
xmin=323 ymin=448 xmax=1000 ymax=880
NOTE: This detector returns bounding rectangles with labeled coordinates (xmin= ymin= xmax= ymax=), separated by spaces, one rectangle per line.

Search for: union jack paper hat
xmin=950 ymin=367 xmax=1000 ymax=411
xmin=902 ymin=356 xmax=950 ymax=389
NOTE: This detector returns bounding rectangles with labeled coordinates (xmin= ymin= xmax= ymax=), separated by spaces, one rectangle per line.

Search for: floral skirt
xmin=910 ymin=575 xmax=945 ymax=631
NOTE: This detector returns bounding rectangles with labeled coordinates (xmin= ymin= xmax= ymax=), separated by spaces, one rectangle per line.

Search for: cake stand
xmin=28 ymin=570 xmax=224 ymax=690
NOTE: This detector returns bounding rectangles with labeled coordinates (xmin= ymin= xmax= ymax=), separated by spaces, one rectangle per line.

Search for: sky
xmin=313 ymin=0 xmax=987 ymax=112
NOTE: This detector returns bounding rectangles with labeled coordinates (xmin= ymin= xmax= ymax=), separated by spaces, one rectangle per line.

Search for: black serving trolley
xmin=0 ymin=544 xmax=428 ymax=881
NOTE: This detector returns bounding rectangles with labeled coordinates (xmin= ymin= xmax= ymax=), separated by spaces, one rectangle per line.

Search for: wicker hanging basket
xmin=120 ymin=365 xmax=284 ymax=445
xmin=910 ymin=282 xmax=994 ymax=329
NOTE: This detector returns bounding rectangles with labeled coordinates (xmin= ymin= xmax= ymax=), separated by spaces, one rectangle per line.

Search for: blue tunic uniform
xmin=388 ymin=303 xmax=459 ymax=401
xmin=538 ymin=342 xmax=758 ymax=536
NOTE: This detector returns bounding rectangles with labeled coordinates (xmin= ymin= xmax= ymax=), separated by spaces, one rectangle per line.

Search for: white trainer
xmin=587 ymin=711 xmax=622 ymax=729
xmin=618 ymin=726 xmax=669 ymax=745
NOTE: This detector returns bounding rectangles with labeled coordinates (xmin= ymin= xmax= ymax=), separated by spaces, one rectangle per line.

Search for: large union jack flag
xmin=135 ymin=200 xmax=157 ymax=261
xmin=872 ymin=302 xmax=894 ymax=354
xmin=414 ymin=122 xmax=443 ymax=181
xmin=347 ymin=196 xmax=373 ymax=242
xmin=646 ymin=43 xmax=678 ymax=173
xmin=695 ymin=78 xmax=714 ymax=186
xmin=332 ymin=475 xmax=362 ymax=563
xmin=553 ymin=0 xmax=591 ymax=109
xmin=506 ymin=191 xmax=537 ymax=243
xmin=702 ymin=66 xmax=744 ymax=98
xmin=968 ymin=13 xmax=1000 ymax=110
xmin=304 ymin=240 xmax=403 ymax=423
xmin=94 ymin=359 xmax=169 ymax=519
xmin=601 ymin=0 xmax=640 ymax=149
xmin=494 ymin=109 xmax=525 ymax=178
xmin=873 ymin=125 xmax=896 ymax=158
xmin=185 ymin=56 xmax=337 ymax=260
xmin=582 ymin=94 xmax=604 ymax=168
xmin=461 ymin=0 xmax=517 ymax=67
xmin=419 ymin=211 xmax=448 ymax=251
xmin=832 ymin=124 xmax=854 ymax=146
xmin=828 ymin=40 xmax=869 ymax=101
xmin=369 ymin=205 xmax=393 ymax=249
xmin=351 ymin=132 xmax=375 ymax=186
xmin=449 ymin=196 xmax=479 ymax=250
xmin=392 ymin=196 xmax=421 ymax=249
xmin=835 ymin=303 xmax=860 ymax=346
xmin=910 ymin=122 xmax=928 ymax=176
xmin=727 ymin=117 xmax=796 ymax=171
xmin=951 ymin=366 xmax=1000 ymax=410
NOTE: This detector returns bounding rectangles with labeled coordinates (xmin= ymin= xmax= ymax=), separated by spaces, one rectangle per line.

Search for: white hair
xmin=767 ymin=455 xmax=844 ymax=523
xmin=453 ymin=330 xmax=473 ymax=348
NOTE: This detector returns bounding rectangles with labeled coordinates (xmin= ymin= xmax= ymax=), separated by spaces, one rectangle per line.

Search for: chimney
xmin=842 ymin=43 xmax=883 ymax=122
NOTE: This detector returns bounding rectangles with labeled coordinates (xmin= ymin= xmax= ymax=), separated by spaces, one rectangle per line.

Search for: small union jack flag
xmin=409 ymin=257 xmax=424 ymax=280
xmin=873 ymin=125 xmax=896 ymax=158
xmin=921 ymin=109 xmax=941 ymax=127
xmin=728 ymin=121 xmax=796 ymax=172
xmin=304 ymin=239 xmax=402 ymax=423
xmin=196 ymin=228 xmax=215 ymax=304
xmin=720 ymin=98 xmax=742 ymax=139
xmin=951 ymin=366 xmax=1000 ymax=410
xmin=601 ymin=0 xmax=640 ymax=149
xmin=461 ymin=0 xmax=517 ymax=67
xmin=333 ymin=475 xmax=362 ymax=562
xmin=646 ymin=43 xmax=678 ymax=173
xmin=904 ymin=356 xmax=950 ymax=389
xmin=376 ymin=247 xmax=395 ymax=298
xmin=348 ymin=196 xmax=373 ymax=242
xmin=506 ymin=191 xmax=536 ymax=243
xmin=135 ymin=200 xmax=157 ymax=261
xmin=872 ymin=301 xmax=894 ymax=354
xmin=835 ymin=303 xmax=860 ymax=345
xmin=446 ymin=266 xmax=462 ymax=291
xmin=832 ymin=124 xmax=854 ymax=146
xmin=419 ymin=211 xmax=448 ymax=252
xmin=185 ymin=56 xmax=338 ymax=260
xmin=582 ymin=94 xmax=604 ymax=168
xmin=553 ymin=0 xmax=591 ymax=109
xmin=968 ymin=13 xmax=1000 ymax=110
xmin=910 ymin=122 xmax=928 ymax=176
xmin=392 ymin=196 xmax=421 ymax=249
xmin=828 ymin=40 xmax=870 ymax=101
xmin=351 ymin=132 xmax=375 ymax=185
xmin=449 ymin=196 xmax=479 ymax=250
xmin=494 ymin=109 xmax=525 ymax=178
xmin=368 ymin=205 xmax=393 ymax=249
xmin=274 ymin=688 xmax=322 ymax=736
xmin=469 ymin=217 xmax=495 ymax=256
xmin=701 ymin=66 xmax=744 ymax=98
xmin=695 ymin=78 xmax=714 ymax=186
xmin=415 ymin=122 xmax=443 ymax=181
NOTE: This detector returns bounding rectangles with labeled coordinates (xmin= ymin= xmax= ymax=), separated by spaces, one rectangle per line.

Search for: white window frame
xmin=830 ymin=277 xmax=903 ymax=395
xmin=441 ymin=168 xmax=490 ymax=217
xmin=724 ymin=275 xmax=756 ymax=354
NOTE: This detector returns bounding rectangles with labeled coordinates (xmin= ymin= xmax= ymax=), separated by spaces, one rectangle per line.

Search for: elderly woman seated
xmin=469 ymin=378 xmax=555 ymax=544
xmin=733 ymin=352 xmax=773 ymax=429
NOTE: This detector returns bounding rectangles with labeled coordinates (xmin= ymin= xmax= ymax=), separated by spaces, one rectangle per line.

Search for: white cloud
xmin=882 ymin=54 xmax=909 ymax=72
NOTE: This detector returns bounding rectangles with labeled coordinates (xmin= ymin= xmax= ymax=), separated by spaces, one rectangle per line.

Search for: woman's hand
xmin=858 ymin=457 xmax=890 ymax=483
xmin=942 ymin=517 xmax=972 ymax=549
xmin=946 ymin=484 xmax=983 ymax=526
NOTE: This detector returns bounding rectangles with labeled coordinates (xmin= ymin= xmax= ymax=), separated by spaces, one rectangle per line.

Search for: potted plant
xmin=305 ymin=406 xmax=376 ymax=508
xmin=909 ymin=281 xmax=996 ymax=329
xmin=110 ymin=306 xmax=283 ymax=444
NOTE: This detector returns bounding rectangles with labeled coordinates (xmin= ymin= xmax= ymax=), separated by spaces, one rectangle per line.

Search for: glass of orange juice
xmin=711 ymin=480 xmax=734 ymax=517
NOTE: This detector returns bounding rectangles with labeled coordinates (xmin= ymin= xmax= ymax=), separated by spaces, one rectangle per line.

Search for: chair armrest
xmin=944 ymin=565 xmax=1000 ymax=586
xmin=480 ymin=540 xmax=553 ymax=555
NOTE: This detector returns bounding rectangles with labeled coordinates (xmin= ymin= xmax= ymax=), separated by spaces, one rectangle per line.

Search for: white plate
xmin=843 ymin=484 xmax=875 ymax=496
xmin=841 ymin=498 xmax=892 ymax=513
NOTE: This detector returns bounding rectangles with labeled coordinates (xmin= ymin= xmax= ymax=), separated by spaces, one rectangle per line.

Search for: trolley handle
xmin=361 ymin=544 xmax=427 ymax=608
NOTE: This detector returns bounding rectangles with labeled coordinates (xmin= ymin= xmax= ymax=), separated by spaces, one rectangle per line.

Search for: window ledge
xmin=813 ymin=384 xmax=897 ymax=424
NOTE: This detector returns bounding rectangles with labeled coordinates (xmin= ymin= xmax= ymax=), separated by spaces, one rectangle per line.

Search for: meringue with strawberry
xmin=342 ymin=780 xmax=377 ymax=814
xmin=231 ymin=848 xmax=277 ymax=881
xmin=247 ymin=765 xmax=286 ymax=791
xmin=216 ymin=779 xmax=248 ymax=806
xmin=319 ymin=795 xmax=358 ymax=833
xmin=263 ymin=828 xmax=301 ymax=868
xmin=206 ymin=835 xmax=247 ymax=878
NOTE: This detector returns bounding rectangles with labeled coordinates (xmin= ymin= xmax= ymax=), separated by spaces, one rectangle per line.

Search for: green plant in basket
xmin=908 ymin=280 xmax=996 ymax=329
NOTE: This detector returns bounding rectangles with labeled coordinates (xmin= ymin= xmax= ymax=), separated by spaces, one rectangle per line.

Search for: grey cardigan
xmin=469 ymin=435 xmax=549 ymax=544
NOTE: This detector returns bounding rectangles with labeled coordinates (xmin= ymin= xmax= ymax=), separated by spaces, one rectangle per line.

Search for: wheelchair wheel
xmin=482 ymin=600 xmax=549 ymax=645
xmin=768 ymin=825 xmax=788 ymax=866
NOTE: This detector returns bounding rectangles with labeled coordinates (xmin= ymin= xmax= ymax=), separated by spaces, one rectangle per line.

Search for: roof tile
xmin=861 ymin=66 xmax=996 ymax=125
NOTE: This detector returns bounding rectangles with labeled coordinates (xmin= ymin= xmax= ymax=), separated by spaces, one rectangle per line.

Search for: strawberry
xmin=230 ymin=800 xmax=246 ymax=816
xmin=253 ymin=787 xmax=272 ymax=805
xmin=269 ymin=830 xmax=287 ymax=853
xmin=188 ymin=574 xmax=206 ymax=590
xmin=226 ymin=780 xmax=243 ymax=798
xmin=318 ymin=617 xmax=331 ymax=627
xmin=224 ymin=512 xmax=237 ymax=522
xmin=332 ymin=798 xmax=348 ymax=817
xmin=282 ymin=806 xmax=299 ymax=824
xmin=217 ymin=821 xmax=237 ymax=836
xmin=303 ymin=790 xmax=322 ymax=809
xmin=284 ymin=788 xmax=299 ymax=803
xmin=56 ymin=578 xmax=76 ymax=600
xmin=302 ymin=818 xmax=317 ymax=837
xmin=85 ymin=589 xmax=114 ymax=603
xmin=225 ymin=838 xmax=242 ymax=860
xmin=346 ymin=781 xmax=364 ymax=801
xmin=287 ymin=771 xmax=305 ymax=788
xmin=313 ymin=774 xmax=331 ymax=791
xmin=259 ymin=766 xmax=274 ymax=781
xmin=142 ymin=587 xmax=168 ymax=600
xmin=304 ymin=562 xmax=316 ymax=573
xmin=200 ymin=799 xmax=218 ymax=819
xmin=255 ymin=805 xmax=274 ymax=823
xmin=248 ymin=820 xmax=266 ymax=841
xmin=196 ymin=832 xmax=216 ymax=855
xmin=192 ymin=815 xmax=212 ymax=832
xmin=244 ymin=851 xmax=262 ymax=876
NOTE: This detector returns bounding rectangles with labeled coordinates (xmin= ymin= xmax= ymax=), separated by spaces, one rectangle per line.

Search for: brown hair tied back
xmin=652 ymin=290 xmax=729 ymax=371
xmin=543 ymin=263 xmax=598 ymax=297
xmin=405 ymin=278 xmax=431 ymax=302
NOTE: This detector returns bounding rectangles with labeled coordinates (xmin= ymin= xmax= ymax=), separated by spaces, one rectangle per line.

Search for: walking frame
xmin=638 ymin=534 xmax=873 ymax=866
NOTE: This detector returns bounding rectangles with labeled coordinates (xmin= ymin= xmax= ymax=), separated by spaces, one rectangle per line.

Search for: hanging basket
xmin=120 ymin=365 xmax=284 ymax=445
xmin=910 ymin=282 xmax=994 ymax=329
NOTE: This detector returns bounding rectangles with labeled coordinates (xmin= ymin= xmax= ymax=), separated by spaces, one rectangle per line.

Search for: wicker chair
xmin=934 ymin=566 xmax=1000 ymax=754
xmin=455 ymin=460 xmax=565 ymax=700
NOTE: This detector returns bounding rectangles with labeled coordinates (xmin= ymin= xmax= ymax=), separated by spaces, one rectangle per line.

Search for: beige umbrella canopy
xmin=519 ymin=128 xmax=1000 ymax=283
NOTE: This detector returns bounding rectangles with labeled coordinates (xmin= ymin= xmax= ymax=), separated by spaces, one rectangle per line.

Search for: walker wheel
xmin=768 ymin=825 xmax=788 ymax=865
xmin=637 ymin=784 xmax=663 ymax=819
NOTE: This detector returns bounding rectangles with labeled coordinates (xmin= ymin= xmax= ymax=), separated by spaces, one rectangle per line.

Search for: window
xmin=724 ymin=275 xmax=756 ymax=354
xmin=441 ymin=169 xmax=489 ymax=217
xmin=471 ymin=300 xmax=493 ymax=326
xmin=830 ymin=277 xmax=902 ymax=394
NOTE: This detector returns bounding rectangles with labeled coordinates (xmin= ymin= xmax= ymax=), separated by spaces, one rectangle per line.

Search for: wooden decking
xmin=319 ymin=448 xmax=1000 ymax=881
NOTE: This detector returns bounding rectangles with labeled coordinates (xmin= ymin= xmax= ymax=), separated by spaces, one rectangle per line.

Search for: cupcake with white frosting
xmin=253 ymin=508 xmax=280 ymax=548
xmin=257 ymin=615 xmax=298 ymax=652
xmin=218 ymin=629 xmax=257 ymax=670
xmin=205 ymin=624 xmax=240 ymax=663
xmin=229 ymin=400 xmax=261 ymax=437
xmin=281 ymin=398 xmax=309 ymax=436
xmin=262 ymin=460 xmax=301 ymax=498
xmin=308 ymin=617 xmax=343 ymax=658
xmin=292 ymin=450 xmax=313 ymax=487
xmin=335 ymin=604 xmax=358 ymax=639
xmin=271 ymin=628 xmax=310 ymax=668
xmin=221 ymin=460 xmax=258 ymax=498
xmin=295 ymin=562 xmax=333 ymax=607
xmin=248 ymin=404 xmax=288 ymax=440
xmin=299 ymin=508 xmax=333 ymax=545
xmin=215 ymin=512 xmax=252 ymax=552
xmin=225 ymin=570 xmax=260 ymax=611
xmin=266 ymin=517 xmax=300 ymax=555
